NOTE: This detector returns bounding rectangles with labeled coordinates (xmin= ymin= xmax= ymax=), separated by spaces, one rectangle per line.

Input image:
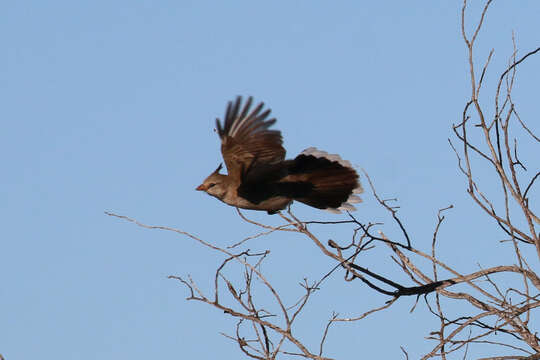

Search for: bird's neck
xmin=214 ymin=173 xmax=237 ymax=201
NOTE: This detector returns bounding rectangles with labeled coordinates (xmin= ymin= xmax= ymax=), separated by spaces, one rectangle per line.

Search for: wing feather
xmin=216 ymin=96 xmax=286 ymax=180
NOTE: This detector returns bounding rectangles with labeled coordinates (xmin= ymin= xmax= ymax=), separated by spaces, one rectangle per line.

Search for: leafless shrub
xmin=107 ymin=1 xmax=538 ymax=358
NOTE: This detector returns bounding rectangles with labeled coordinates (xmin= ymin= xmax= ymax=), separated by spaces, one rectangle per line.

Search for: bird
xmin=196 ymin=96 xmax=363 ymax=214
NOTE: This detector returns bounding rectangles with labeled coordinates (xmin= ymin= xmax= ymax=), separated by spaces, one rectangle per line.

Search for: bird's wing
xmin=216 ymin=96 xmax=286 ymax=180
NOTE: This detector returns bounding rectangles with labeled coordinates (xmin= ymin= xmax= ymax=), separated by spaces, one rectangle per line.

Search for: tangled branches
xmin=107 ymin=1 xmax=538 ymax=358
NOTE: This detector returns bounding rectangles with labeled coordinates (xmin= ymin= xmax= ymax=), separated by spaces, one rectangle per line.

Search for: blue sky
xmin=2 ymin=1 xmax=539 ymax=359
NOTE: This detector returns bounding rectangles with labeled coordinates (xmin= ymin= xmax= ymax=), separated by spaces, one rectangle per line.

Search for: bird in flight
xmin=196 ymin=96 xmax=362 ymax=214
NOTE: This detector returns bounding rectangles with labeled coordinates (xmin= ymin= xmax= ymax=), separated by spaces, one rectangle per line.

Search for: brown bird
xmin=196 ymin=96 xmax=363 ymax=214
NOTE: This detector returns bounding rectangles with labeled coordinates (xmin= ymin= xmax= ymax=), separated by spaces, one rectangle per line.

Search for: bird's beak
xmin=196 ymin=184 xmax=206 ymax=191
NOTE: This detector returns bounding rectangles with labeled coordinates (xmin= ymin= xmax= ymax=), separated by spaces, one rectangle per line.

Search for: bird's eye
xmin=208 ymin=183 xmax=216 ymax=188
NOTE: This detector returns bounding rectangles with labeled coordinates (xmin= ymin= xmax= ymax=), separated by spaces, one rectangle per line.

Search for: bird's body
xmin=199 ymin=165 xmax=292 ymax=211
xmin=197 ymin=97 xmax=362 ymax=214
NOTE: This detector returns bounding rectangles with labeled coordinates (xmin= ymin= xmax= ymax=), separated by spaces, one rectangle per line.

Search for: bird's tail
xmin=280 ymin=147 xmax=363 ymax=213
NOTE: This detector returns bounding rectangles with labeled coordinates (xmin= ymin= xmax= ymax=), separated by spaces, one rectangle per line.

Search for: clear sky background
xmin=2 ymin=1 xmax=539 ymax=359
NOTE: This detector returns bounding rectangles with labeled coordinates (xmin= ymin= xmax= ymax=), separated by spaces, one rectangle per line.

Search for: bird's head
xmin=196 ymin=163 xmax=228 ymax=199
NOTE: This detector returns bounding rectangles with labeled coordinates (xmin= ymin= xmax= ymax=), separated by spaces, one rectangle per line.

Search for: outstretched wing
xmin=216 ymin=96 xmax=286 ymax=180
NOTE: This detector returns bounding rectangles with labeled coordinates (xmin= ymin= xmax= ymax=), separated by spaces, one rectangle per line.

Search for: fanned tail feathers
xmin=284 ymin=147 xmax=363 ymax=213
